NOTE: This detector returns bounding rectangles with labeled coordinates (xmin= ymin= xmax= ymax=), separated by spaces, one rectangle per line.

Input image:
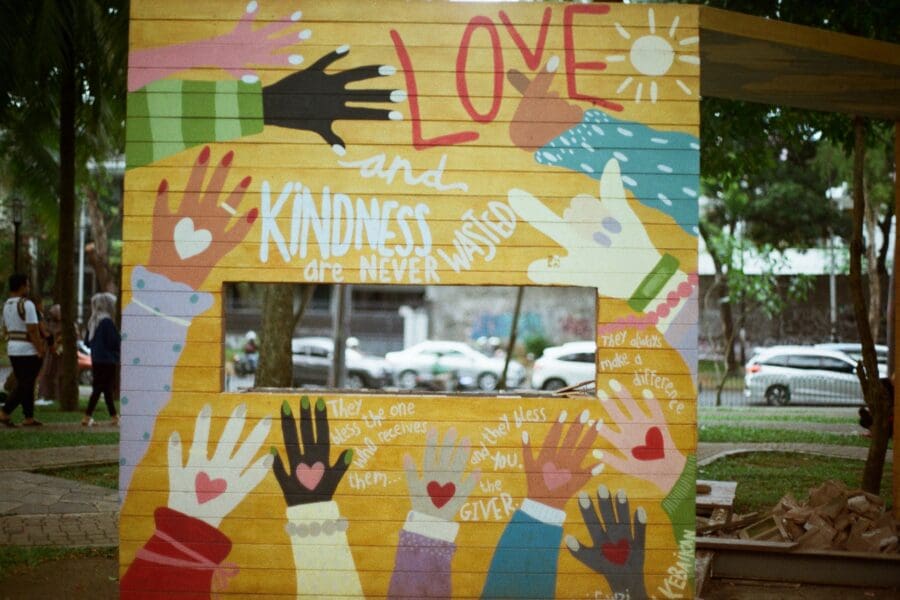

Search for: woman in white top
xmin=1 ymin=274 xmax=46 ymax=427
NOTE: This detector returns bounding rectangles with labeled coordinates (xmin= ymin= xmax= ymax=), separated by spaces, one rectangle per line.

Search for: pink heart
xmin=195 ymin=471 xmax=227 ymax=504
xmin=541 ymin=461 xmax=572 ymax=491
xmin=295 ymin=461 xmax=325 ymax=490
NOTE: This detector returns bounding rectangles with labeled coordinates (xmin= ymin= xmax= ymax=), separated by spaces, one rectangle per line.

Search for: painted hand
xmin=508 ymin=158 xmax=678 ymax=299
xmin=507 ymin=57 xmax=584 ymax=152
xmin=271 ymin=396 xmax=353 ymax=506
xmin=262 ymin=46 xmax=404 ymax=153
xmin=215 ymin=2 xmax=312 ymax=81
xmin=522 ymin=409 xmax=602 ymax=510
xmin=403 ymin=427 xmax=480 ymax=521
xmin=565 ymin=486 xmax=648 ymax=598
xmin=595 ymin=379 xmax=686 ymax=494
xmin=147 ymin=146 xmax=257 ymax=289
xmin=167 ymin=404 xmax=273 ymax=528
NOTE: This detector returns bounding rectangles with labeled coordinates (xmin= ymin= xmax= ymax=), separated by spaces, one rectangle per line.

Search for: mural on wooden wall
xmin=121 ymin=1 xmax=699 ymax=598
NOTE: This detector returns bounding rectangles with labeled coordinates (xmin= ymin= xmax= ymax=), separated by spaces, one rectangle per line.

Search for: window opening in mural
xmin=223 ymin=283 xmax=597 ymax=393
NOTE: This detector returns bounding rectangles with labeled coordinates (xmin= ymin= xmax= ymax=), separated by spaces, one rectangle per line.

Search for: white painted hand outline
xmin=508 ymin=158 xmax=667 ymax=298
xmin=167 ymin=403 xmax=273 ymax=527
xmin=403 ymin=427 xmax=480 ymax=520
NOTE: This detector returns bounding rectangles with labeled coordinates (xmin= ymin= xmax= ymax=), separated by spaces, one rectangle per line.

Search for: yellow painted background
xmin=122 ymin=1 xmax=699 ymax=598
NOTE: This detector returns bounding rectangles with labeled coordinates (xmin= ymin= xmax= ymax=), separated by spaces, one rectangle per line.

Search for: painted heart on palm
xmin=541 ymin=461 xmax=572 ymax=491
xmin=426 ymin=480 xmax=456 ymax=509
xmin=601 ymin=538 xmax=630 ymax=565
xmin=631 ymin=426 xmax=665 ymax=461
xmin=195 ymin=471 xmax=227 ymax=504
xmin=296 ymin=461 xmax=325 ymax=490
xmin=173 ymin=217 xmax=212 ymax=260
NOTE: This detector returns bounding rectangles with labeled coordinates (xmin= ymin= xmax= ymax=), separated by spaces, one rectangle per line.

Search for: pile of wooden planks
xmin=699 ymin=479 xmax=898 ymax=553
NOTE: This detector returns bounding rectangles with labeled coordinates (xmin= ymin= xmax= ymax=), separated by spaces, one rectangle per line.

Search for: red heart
xmin=631 ymin=426 xmax=665 ymax=461
xmin=601 ymin=538 xmax=630 ymax=565
xmin=195 ymin=471 xmax=227 ymax=504
xmin=426 ymin=481 xmax=456 ymax=509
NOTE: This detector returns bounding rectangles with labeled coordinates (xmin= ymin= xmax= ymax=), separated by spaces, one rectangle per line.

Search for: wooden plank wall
xmin=120 ymin=1 xmax=700 ymax=598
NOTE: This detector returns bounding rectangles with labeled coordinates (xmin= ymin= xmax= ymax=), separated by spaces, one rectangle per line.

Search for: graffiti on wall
xmin=121 ymin=1 xmax=699 ymax=598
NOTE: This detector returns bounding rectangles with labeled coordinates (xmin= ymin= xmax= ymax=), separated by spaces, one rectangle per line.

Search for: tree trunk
xmin=57 ymin=31 xmax=79 ymax=412
xmin=876 ymin=205 xmax=893 ymax=343
xmin=499 ymin=286 xmax=524 ymax=389
xmin=864 ymin=192 xmax=881 ymax=341
xmin=849 ymin=118 xmax=891 ymax=494
xmin=256 ymin=284 xmax=294 ymax=388
xmin=84 ymin=186 xmax=117 ymax=294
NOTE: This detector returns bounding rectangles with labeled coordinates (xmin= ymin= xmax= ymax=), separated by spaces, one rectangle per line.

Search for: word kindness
xmin=259 ymin=181 xmax=517 ymax=284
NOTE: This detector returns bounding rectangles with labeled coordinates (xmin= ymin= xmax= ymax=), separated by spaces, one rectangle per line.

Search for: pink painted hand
xmin=594 ymin=379 xmax=686 ymax=494
xmin=167 ymin=403 xmax=273 ymax=527
xmin=403 ymin=427 xmax=480 ymax=521
xmin=147 ymin=146 xmax=257 ymax=289
xmin=507 ymin=56 xmax=584 ymax=152
xmin=128 ymin=2 xmax=310 ymax=91
xmin=522 ymin=410 xmax=602 ymax=510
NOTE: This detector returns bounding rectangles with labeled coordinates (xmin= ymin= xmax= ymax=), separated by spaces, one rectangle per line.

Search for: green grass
xmin=699 ymin=408 xmax=858 ymax=425
xmin=699 ymin=452 xmax=894 ymax=514
xmin=0 ymin=546 xmax=116 ymax=575
xmin=698 ymin=424 xmax=882 ymax=447
xmin=35 ymin=463 xmax=119 ymax=489
xmin=0 ymin=430 xmax=118 ymax=450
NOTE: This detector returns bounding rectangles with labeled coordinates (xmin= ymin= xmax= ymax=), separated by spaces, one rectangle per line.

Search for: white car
xmin=385 ymin=340 xmax=526 ymax=391
xmin=744 ymin=346 xmax=875 ymax=406
xmin=531 ymin=341 xmax=596 ymax=391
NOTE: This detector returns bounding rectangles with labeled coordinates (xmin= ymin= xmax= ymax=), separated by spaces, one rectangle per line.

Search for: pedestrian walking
xmin=0 ymin=273 xmax=45 ymax=427
xmin=36 ymin=303 xmax=61 ymax=405
xmin=82 ymin=292 xmax=120 ymax=427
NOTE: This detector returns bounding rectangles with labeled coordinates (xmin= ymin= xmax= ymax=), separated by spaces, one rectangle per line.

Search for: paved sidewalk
xmin=698 ymin=441 xmax=894 ymax=466
xmin=0 ymin=445 xmax=119 ymax=547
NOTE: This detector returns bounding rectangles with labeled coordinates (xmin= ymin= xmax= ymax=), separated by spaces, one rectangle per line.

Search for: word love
xmin=392 ymin=4 xmax=623 ymax=149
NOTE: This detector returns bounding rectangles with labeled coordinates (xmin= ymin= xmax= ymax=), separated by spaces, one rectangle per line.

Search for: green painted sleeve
xmin=126 ymin=79 xmax=264 ymax=169
xmin=661 ymin=454 xmax=696 ymax=547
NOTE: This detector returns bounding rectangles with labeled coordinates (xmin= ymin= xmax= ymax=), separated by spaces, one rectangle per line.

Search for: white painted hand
xmin=508 ymin=158 xmax=667 ymax=298
xmin=167 ymin=403 xmax=273 ymax=527
xmin=403 ymin=427 xmax=480 ymax=521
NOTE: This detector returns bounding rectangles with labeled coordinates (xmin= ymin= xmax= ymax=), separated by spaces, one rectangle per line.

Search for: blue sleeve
xmin=481 ymin=510 xmax=562 ymax=599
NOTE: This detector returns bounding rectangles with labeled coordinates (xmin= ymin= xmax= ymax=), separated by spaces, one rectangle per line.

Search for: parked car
xmin=744 ymin=346 xmax=874 ymax=406
xmin=814 ymin=343 xmax=889 ymax=367
xmin=385 ymin=340 xmax=526 ymax=391
xmin=531 ymin=341 xmax=596 ymax=391
xmin=291 ymin=337 xmax=391 ymax=389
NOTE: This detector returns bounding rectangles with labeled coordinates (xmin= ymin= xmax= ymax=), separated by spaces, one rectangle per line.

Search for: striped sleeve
xmin=126 ymin=79 xmax=264 ymax=169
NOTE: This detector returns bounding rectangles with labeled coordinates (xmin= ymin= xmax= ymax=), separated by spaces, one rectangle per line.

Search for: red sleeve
xmin=120 ymin=507 xmax=233 ymax=599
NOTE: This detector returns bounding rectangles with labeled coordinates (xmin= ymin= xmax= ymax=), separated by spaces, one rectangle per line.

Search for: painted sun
xmin=606 ymin=7 xmax=699 ymax=103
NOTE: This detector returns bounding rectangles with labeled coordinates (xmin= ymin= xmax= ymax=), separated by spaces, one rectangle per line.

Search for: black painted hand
xmin=271 ymin=396 xmax=353 ymax=507
xmin=564 ymin=485 xmax=648 ymax=598
xmin=262 ymin=46 xmax=402 ymax=151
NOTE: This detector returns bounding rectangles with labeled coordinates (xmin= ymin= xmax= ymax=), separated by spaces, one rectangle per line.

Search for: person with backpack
xmin=1 ymin=274 xmax=45 ymax=427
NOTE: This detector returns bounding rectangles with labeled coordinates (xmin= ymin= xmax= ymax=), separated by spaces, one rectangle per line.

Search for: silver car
xmin=291 ymin=337 xmax=391 ymax=389
xmin=385 ymin=340 xmax=526 ymax=391
xmin=744 ymin=346 xmax=875 ymax=406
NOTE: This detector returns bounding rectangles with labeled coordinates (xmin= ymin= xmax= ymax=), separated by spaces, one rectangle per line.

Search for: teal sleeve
xmin=481 ymin=510 xmax=562 ymax=599
xmin=126 ymin=79 xmax=264 ymax=169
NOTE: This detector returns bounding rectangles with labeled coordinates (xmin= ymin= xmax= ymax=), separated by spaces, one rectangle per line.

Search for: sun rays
xmin=605 ymin=8 xmax=699 ymax=104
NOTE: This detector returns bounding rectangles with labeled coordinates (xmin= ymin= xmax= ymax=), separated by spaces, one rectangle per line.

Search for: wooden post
xmin=894 ymin=122 xmax=899 ymax=519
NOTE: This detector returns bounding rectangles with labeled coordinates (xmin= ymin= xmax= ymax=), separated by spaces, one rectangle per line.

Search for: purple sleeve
xmin=118 ymin=266 xmax=213 ymax=497
xmin=388 ymin=529 xmax=455 ymax=599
